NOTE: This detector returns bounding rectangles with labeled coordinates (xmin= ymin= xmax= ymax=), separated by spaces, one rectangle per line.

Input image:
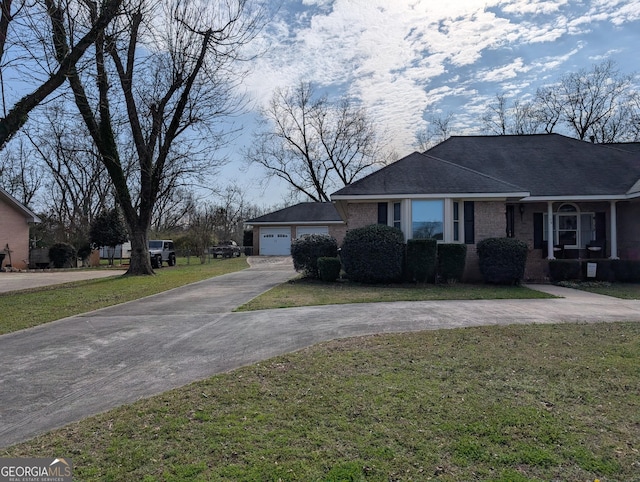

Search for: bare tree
xmin=481 ymin=94 xmax=509 ymax=135
xmin=0 ymin=0 xmax=123 ymax=148
xmin=415 ymin=112 xmax=454 ymax=151
xmin=0 ymin=134 xmax=42 ymax=207
xmin=50 ymin=0 xmax=264 ymax=275
xmin=25 ymin=103 xmax=113 ymax=243
xmin=535 ymin=60 xmax=635 ymax=142
xmin=247 ymin=81 xmax=389 ymax=202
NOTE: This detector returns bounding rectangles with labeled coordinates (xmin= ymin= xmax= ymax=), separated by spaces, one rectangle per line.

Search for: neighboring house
xmin=331 ymin=134 xmax=640 ymax=280
xmin=246 ymin=202 xmax=346 ymax=256
xmin=0 ymin=187 xmax=41 ymax=270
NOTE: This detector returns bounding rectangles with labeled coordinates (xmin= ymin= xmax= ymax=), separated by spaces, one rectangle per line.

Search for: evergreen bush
xmin=317 ymin=257 xmax=342 ymax=282
xmin=406 ymin=239 xmax=437 ymax=282
xmin=49 ymin=243 xmax=77 ymax=268
xmin=611 ymin=260 xmax=640 ymax=282
xmin=548 ymin=260 xmax=582 ymax=282
xmin=290 ymin=234 xmax=338 ymax=278
xmin=340 ymin=224 xmax=405 ymax=284
xmin=477 ymin=237 xmax=527 ymax=285
xmin=437 ymin=243 xmax=467 ymax=282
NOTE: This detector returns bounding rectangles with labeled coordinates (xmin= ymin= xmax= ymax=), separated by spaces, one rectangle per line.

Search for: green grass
xmin=0 ymin=257 xmax=248 ymax=334
xmin=236 ymin=277 xmax=554 ymax=311
xmin=5 ymin=322 xmax=639 ymax=481
xmin=558 ymin=282 xmax=640 ymax=300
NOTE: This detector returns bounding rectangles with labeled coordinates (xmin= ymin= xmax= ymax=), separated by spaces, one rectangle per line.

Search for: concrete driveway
xmin=1 ymin=258 xmax=640 ymax=448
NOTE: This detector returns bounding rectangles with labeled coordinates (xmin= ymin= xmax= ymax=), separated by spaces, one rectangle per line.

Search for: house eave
xmin=246 ymin=221 xmax=345 ymax=226
xmin=331 ymin=192 xmax=531 ymax=201
xmin=522 ymin=193 xmax=640 ymax=202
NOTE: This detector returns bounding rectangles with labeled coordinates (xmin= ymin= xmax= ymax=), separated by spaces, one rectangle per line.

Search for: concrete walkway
xmin=1 ymin=259 xmax=640 ymax=448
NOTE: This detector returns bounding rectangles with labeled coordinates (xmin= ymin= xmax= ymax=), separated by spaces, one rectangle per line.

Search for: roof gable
xmin=332 ymin=134 xmax=640 ymax=200
xmin=332 ymin=151 xmax=528 ymax=198
xmin=0 ymin=187 xmax=41 ymax=223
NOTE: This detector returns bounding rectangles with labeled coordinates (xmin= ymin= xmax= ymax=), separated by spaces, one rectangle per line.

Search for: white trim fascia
xmin=247 ymin=221 xmax=344 ymax=226
xmin=331 ymin=192 xmax=530 ymax=201
xmin=522 ymin=194 xmax=639 ymax=202
xmin=0 ymin=187 xmax=41 ymax=223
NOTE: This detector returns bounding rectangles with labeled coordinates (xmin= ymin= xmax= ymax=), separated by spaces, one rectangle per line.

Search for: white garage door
xmin=296 ymin=226 xmax=329 ymax=238
xmin=260 ymin=227 xmax=291 ymax=256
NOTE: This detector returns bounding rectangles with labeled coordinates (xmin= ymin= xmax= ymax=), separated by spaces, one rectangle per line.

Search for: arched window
xmin=557 ymin=203 xmax=578 ymax=247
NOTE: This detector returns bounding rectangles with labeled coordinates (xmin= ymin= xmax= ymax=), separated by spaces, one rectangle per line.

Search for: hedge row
xmin=549 ymin=259 xmax=640 ymax=283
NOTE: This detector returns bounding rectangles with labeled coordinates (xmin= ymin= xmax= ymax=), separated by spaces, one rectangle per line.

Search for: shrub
xmin=406 ymin=239 xmax=437 ymax=282
xmin=548 ymin=260 xmax=582 ymax=282
xmin=477 ymin=237 xmax=528 ymax=285
xmin=341 ymin=224 xmax=405 ymax=284
xmin=290 ymin=234 xmax=338 ymax=278
xmin=48 ymin=243 xmax=77 ymax=268
xmin=611 ymin=260 xmax=640 ymax=282
xmin=317 ymin=257 xmax=342 ymax=282
xmin=438 ymin=243 xmax=467 ymax=282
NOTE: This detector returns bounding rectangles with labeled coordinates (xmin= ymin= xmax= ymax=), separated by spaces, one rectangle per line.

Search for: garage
xmin=259 ymin=227 xmax=291 ymax=256
xmin=296 ymin=226 xmax=329 ymax=238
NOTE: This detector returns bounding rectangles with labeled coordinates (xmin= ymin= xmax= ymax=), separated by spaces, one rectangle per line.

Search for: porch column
xmin=546 ymin=201 xmax=555 ymax=260
xmin=610 ymin=201 xmax=619 ymax=259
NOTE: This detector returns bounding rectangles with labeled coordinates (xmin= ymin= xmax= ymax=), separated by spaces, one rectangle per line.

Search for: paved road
xmin=0 ymin=269 xmax=126 ymax=293
xmin=1 ymin=259 xmax=640 ymax=448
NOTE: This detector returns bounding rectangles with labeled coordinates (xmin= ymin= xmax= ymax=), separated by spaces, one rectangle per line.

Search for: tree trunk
xmin=126 ymin=228 xmax=154 ymax=276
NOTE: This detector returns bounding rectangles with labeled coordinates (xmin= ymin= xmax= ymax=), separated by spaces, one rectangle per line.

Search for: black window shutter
xmin=533 ymin=213 xmax=543 ymax=249
xmin=377 ymin=202 xmax=388 ymax=225
xmin=464 ymin=201 xmax=475 ymax=244
xmin=595 ymin=212 xmax=606 ymax=241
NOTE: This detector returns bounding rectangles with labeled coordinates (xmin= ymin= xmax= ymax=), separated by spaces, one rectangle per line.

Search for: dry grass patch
xmin=6 ymin=322 xmax=638 ymax=481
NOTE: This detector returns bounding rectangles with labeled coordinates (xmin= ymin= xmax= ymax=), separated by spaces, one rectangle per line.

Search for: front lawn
xmin=557 ymin=281 xmax=640 ymax=299
xmin=6 ymin=322 xmax=639 ymax=481
xmin=0 ymin=257 xmax=248 ymax=334
xmin=236 ymin=277 xmax=554 ymax=311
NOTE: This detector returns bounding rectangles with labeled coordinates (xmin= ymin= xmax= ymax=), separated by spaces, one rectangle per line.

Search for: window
xmin=542 ymin=204 xmax=596 ymax=249
xmin=412 ymin=200 xmax=444 ymax=240
xmin=393 ymin=202 xmax=401 ymax=229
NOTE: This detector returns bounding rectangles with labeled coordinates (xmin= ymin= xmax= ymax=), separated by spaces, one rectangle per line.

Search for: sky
xmin=222 ymin=0 xmax=640 ymax=207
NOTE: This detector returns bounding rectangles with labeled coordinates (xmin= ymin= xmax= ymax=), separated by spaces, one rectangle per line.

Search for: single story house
xmin=332 ymin=134 xmax=640 ymax=280
xmin=247 ymin=202 xmax=346 ymax=256
xmin=0 ymin=187 xmax=41 ymax=270
xmin=248 ymin=134 xmax=640 ymax=281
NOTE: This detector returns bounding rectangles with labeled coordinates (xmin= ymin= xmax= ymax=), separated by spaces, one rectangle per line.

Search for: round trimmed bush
xmin=49 ymin=242 xmax=77 ymax=268
xmin=290 ymin=234 xmax=338 ymax=278
xmin=317 ymin=257 xmax=342 ymax=282
xmin=340 ymin=224 xmax=405 ymax=284
xmin=476 ymin=237 xmax=527 ymax=285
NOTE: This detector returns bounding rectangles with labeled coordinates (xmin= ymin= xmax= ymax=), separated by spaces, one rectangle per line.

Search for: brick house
xmin=247 ymin=135 xmax=640 ymax=281
xmin=0 ymin=187 xmax=41 ymax=270
xmin=331 ymin=134 xmax=640 ymax=281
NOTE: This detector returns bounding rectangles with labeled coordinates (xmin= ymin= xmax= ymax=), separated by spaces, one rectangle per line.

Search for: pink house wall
xmin=0 ymin=200 xmax=31 ymax=270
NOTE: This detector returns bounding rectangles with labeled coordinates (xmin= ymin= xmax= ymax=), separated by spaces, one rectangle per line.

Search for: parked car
xmin=211 ymin=240 xmax=241 ymax=258
xmin=148 ymin=240 xmax=176 ymax=268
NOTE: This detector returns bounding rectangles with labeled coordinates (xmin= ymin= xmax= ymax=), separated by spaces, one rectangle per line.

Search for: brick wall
xmin=346 ymin=203 xmax=377 ymax=231
xmin=0 ymin=201 xmax=31 ymax=270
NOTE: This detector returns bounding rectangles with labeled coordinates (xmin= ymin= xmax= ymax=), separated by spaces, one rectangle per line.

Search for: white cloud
xmin=241 ymin=0 xmax=640 ymax=167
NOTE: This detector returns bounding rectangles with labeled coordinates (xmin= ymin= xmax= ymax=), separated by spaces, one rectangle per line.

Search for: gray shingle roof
xmin=332 ymin=134 xmax=640 ymax=199
xmin=246 ymin=202 xmax=343 ymax=224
